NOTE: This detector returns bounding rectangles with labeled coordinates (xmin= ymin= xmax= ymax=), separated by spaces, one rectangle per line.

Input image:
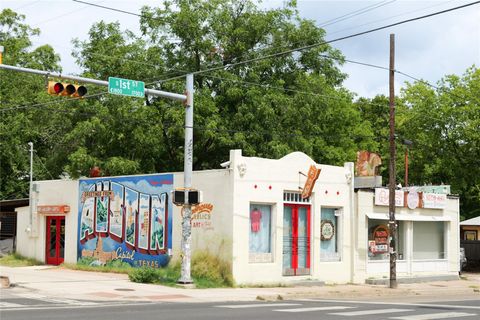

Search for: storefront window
xmin=320 ymin=208 xmax=340 ymax=261
xmin=368 ymin=219 xmax=405 ymax=261
xmin=249 ymin=204 xmax=272 ymax=260
xmin=413 ymin=221 xmax=445 ymax=259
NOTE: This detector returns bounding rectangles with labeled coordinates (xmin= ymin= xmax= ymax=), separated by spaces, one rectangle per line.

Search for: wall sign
xmin=37 ymin=205 xmax=70 ymax=214
xmin=407 ymin=191 xmax=419 ymax=209
xmin=191 ymin=203 xmax=214 ymax=230
xmin=422 ymin=193 xmax=446 ymax=209
xmin=374 ymin=188 xmax=404 ymax=207
xmin=321 ymin=220 xmax=335 ymax=241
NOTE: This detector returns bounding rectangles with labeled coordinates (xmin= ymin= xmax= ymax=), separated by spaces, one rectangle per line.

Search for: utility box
xmin=172 ymin=189 xmax=202 ymax=205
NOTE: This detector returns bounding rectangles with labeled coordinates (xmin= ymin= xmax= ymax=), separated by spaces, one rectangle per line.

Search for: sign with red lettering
xmin=37 ymin=205 xmax=70 ymax=214
xmin=372 ymin=224 xmax=389 ymax=253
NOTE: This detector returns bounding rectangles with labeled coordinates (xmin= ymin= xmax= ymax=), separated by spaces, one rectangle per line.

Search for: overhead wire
xmin=318 ymin=0 xmax=397 ymax=28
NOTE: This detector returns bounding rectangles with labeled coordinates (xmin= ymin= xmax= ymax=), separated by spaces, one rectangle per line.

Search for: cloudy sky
xmin=2 ymin=0 xmax=479 ymax=98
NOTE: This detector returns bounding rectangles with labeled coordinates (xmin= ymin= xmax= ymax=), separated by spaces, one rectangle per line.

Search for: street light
xmin=402 ymin=139 xmax=413 ymax=187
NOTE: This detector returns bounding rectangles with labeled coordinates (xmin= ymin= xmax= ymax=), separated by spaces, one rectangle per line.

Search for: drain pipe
xmin=345 ymin=162 xmax=356 ymax=283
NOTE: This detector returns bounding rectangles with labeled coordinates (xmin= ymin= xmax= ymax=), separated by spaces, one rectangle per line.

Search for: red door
xmin=46 ymin=216 xmax=65 ymax=265
xmin=283 ymin=204 xmax=311 ymax=276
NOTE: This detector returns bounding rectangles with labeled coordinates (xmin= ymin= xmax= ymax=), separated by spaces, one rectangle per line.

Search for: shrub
xmin=128 ymin=267 xmax=161 ymax=283
xmin=191 ymin=251 xmax=233 ymax=288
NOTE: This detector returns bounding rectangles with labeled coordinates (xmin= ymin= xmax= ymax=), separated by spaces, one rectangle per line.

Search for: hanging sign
xmin=301 ymin=165 xmax=321 ymax=199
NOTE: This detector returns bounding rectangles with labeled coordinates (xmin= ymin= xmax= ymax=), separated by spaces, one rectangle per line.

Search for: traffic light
xmin=47 ymin=81 xmax=87 ymax=98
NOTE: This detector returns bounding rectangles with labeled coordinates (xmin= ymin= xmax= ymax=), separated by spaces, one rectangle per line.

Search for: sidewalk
xmin=1 ymin=266 xmax=479 ymax=304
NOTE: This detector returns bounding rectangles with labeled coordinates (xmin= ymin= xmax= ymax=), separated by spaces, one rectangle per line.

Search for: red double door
xmin=46 ymin=216 xmax=65 ymax=265
xmin=283 ymin=204 xmax=311 ymax=276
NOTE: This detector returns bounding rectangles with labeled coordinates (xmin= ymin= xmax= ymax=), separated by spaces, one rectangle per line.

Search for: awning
xmin=366 ymin=212 xmax=451 ymax=221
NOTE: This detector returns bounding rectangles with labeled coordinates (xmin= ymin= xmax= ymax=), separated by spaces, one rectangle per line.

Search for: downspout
xmin=345 ymin=162 xmax=356 ymax=283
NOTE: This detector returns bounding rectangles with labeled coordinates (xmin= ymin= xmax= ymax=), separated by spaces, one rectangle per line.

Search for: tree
xmin=70 ymin=0 xmax=376 ymax=174
xmin=0 ymin=9 xmax=62 ymax=199
xmin=399 ymin=67 xmax=480 ymax=219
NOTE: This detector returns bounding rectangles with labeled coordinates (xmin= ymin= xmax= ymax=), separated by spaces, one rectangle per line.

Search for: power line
xmin=326 ymin=0 xmax=457 ymax=37
xmin=72 ymin=0 xmax=480 ymax=81
xmin=318 ymin=0 xmax=396 ymax=28
xmin=187 ymin=1 xmax=480 ymax=78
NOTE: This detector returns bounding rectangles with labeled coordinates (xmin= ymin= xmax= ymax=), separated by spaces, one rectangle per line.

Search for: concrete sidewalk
xmin=1 ymin=266 xmax=479 ymax=304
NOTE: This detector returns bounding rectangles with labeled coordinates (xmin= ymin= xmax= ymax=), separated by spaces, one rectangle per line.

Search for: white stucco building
xmin=14 ymin=150 xmax=460 ymax=285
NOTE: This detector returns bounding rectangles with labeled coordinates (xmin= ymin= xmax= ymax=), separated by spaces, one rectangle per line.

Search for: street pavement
xmin=1 ymin=265 xmax=479 ymax=306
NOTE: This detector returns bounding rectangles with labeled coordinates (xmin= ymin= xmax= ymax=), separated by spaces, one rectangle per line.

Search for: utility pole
xmin=388 ymin=33 xmax=397 ymax=289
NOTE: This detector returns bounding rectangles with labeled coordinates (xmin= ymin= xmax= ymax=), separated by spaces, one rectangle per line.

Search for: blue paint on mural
xmin=77 ymin=174 xmax=173 ymax=268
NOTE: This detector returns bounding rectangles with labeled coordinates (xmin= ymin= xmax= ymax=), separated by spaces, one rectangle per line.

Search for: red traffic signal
xmin=48 ymin=81 xmax=87 ymax=97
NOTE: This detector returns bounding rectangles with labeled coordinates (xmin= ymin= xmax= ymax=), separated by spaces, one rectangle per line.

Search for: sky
xmin=2 ymin=0 xmax=479 ymax=98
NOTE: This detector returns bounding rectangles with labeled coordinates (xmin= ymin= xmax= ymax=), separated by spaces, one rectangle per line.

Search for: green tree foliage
xmin=0 ymin=9 xmax=62 ymax=199
xmin=398 ymin=67 xmax=480 ymax=219
xmin=70 ymin=0 xmax=375 ymax=173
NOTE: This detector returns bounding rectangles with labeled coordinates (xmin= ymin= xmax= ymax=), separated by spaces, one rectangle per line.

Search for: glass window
xmin=320 ymin=208 xmax=340 ymax=261
xmin=413 ymin=221 xmax=445 ymax=259
xmin=367 ymin=219 xmax=406 ymax=261
xmin=249 ymin=204 xmax=272 ymax=254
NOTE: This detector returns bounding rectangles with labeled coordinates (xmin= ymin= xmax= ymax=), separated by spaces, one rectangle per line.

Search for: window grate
xmin=283 ymin=191 xmax=310 ymax=203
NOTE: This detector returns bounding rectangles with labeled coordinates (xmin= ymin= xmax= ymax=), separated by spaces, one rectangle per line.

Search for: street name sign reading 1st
xmin=108 ymin=77 xmax=145 ymax=98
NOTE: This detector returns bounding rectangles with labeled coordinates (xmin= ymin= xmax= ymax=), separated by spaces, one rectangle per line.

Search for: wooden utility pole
xmin=388 ymin=33 xmax=398 ymax=289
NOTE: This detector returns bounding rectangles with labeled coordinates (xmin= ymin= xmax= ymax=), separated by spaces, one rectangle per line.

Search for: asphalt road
xmin=2 ymin=298 xmax=480 ymax=320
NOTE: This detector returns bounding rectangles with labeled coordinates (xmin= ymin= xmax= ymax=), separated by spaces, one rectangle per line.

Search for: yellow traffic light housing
xmin=47 ymin=81 xmax=87 ymax=97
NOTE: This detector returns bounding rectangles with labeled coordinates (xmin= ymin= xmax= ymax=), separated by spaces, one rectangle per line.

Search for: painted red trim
xmin=306 ymin=205 xmax=311 ymax=269
xmin=164 ymin=193 xmax=169 ymax=251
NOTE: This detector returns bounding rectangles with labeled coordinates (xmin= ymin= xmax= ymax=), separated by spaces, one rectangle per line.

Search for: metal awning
xmin=366 ymin=212 xmax=451 ymax=221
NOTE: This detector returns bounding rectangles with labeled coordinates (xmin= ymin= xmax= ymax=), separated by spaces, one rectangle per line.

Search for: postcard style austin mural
xmin=78 ymin=174 xmax=173 ymax=268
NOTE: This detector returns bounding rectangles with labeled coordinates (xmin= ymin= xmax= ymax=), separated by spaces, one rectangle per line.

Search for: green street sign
xmin=108 ymin=77 xmax=145 ymax=98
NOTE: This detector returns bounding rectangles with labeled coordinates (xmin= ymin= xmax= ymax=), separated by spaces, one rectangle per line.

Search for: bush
xmin=191 ymin=251 xmax=233 ymax=288
xmin=128 ymin=267 xmax=161 ymax=283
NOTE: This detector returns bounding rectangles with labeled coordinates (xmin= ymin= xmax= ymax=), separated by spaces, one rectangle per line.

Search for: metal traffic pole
xmin=179 ymin=74 xmax=194 ymax=284
xmin=0 ymin=63 xmax=195 ymax=281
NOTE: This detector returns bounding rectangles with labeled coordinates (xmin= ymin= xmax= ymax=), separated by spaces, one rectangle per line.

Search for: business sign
xmin=78 ymin=174 xmax=173 ymax=268
xmin=374 ymin=188 xmax=404 ymax=207
xmin=356 ymin=150 xmax=382 ymax=176
xmin=407 ymin=191 xmax=419 ymax=209
xmin=37 ymin=205 xmax=70 ymax=214
xmin=422 ymin=193 xmax=447 ymax=209
xmin=301 ymin=165 xmax=321 ymax=199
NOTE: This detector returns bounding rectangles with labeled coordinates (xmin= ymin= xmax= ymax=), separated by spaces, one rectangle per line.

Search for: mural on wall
xmin=78 ymin=174 xmax=173 ymax=268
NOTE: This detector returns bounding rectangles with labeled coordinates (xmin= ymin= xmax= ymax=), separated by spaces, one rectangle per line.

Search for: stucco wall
xmin=356 ymin=190 xmax=460 ymax=282
xmin=228 ymin=150 xmax=354 ymax=285
xmin=171 ymin=169 xmax=233 ymax=263
xmin=15 ymin=180 xmax=79 ymax=263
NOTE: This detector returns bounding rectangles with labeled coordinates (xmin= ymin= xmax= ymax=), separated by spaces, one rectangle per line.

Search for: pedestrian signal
xmin=47 ymin=81 xmax=87 ymax=97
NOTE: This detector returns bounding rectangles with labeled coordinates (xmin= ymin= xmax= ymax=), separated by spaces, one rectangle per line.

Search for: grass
xmin=128 ymin=251 xmax=235 ymax=288
xmin=0 ymin=253 xmax=43 ymax=267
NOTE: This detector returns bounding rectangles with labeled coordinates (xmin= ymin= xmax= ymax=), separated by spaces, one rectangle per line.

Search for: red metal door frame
xmin=45 ymin=216 xmax=65 ymax=265
xmin=284 ymin=204 xmax=311 ymax=275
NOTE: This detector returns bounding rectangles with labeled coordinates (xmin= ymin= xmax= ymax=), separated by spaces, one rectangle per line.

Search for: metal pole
xmin=0 ymin=64 xmax=186 ymax=101
xmin=405 ymin=147 xmax=409 ymax=188
xmin=179 ymin=74 xmax=194 ymax=284
xmin=388 ymin=33 xmax=397 ymax=289
xmin=28 ymin=142 xmax=33 ymax=228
